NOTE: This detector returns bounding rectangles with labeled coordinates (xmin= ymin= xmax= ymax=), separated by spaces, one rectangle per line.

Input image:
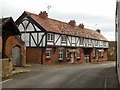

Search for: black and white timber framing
xmin=16 ymin=12 xmax=109 ymax=49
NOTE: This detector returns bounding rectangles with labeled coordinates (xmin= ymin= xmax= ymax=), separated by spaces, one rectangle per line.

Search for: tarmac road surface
xmin=2 ymin=61 xmax=115 ymax=88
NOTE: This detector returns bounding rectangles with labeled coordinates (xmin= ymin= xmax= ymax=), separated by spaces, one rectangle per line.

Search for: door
xmin=84 ymin=48 xmax=92 ymax=63
xmin=12 ymin=46 xmax=21 ymax=66
xmin=84 ymin=55 xmax=90 ymax=63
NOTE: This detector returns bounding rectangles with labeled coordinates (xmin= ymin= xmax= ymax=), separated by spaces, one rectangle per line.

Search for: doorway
xmin=71 ymin=52 xmax=75 ymax=63
xmin=12 ymin=45 xmax=21 ymax=66
xmin=84 ymin=48 xmax=92 ymax=63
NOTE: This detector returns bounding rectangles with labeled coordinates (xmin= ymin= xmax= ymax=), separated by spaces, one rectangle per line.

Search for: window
xmin=46 ymin=48 xmax=51 ymax=59
xmin=61 ymin=35 xmax=67 ymax=42
xmin=47 ymin=33 xmax=54 ymax=41
xmin=92 ymin=40 xmax=95 ymax=46
xmin=88 ymin=39 xmax=91 ymax=45
xmin=77 ymin=48 xmax=81 ymax=58
xmin=103 ymin=42 xmax=106 ymax=47
xmin=80 ymin=38 xmax=84 ymax=45
xmin=59 ymin=49 xmax=64 ymax=60
xmin=66 ymin=49 xmax=70 ymax=59
xmin=95 ymin=40 xmax=98 ymax=46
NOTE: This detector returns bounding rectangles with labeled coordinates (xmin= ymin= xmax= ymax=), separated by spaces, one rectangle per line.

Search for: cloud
xmin=0 ymin=0 xmax=115 ymax=41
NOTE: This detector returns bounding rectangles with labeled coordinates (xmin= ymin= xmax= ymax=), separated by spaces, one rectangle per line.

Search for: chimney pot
xmin=69 ymin=20 xmax=76 ymax=27
xmin=79 ymin=23 xmax=84 ymax=29
xmin=39 ymin=11 xmax=48 ymax=19
xmin=96 ymin=29 xmax=101 ymax=33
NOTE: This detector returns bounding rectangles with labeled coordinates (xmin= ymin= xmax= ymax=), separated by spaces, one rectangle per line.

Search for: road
xmin=2 ymin=61 xmax=115 ymax=88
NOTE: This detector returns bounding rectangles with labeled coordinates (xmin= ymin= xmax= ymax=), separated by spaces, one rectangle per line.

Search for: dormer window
xmin=61 ymin=35 xmax=67 ymax=43
xmin=47 ymin=33 xmax=54 ymax=41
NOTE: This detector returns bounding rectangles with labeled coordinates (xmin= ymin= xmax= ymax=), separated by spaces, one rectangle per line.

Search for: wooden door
xmin=12 ymin=46 xmax=21 ymax=66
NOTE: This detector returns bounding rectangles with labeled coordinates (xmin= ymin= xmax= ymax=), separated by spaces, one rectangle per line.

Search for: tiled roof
xmin=26 ymin=11 xmax=108 ymax=41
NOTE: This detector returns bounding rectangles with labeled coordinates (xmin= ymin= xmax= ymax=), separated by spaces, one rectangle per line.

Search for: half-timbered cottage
xmin=0 ymin=17 xmax=25 ymax=66
xmin=16 ymin=11 xmax=109 ymax=64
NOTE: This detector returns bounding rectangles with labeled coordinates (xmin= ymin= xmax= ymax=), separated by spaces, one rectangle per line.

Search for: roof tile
xmin=27 ymin=11 xmax=107 ymax=41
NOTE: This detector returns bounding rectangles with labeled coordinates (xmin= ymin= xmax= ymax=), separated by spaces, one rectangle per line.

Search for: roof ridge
xmin=26 ymin=11 xmax=98 ymax=32
xmin=26 ymin=11 xmax=107 ymax=41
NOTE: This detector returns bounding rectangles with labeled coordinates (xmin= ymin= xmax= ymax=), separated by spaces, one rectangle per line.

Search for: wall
xmin=117 ymin=0 xmax=120 ymax=85
xmin=5 ymin=36 xmax=25 ymax=66
xmin=43 ymin=48 xmax=59 ymax=64
xmin=1 ymin=58 xmax=13 ymax=79
xmin=26 ymin=48 xmax=42 ymax=64
xmin=26 ymin=47 xmax=85 ymax=64
xmin=90 ymin=48 xmax=108 ymax=63
xmin=26 ymin=47 xmax=108 ymax=65
xmin=0 ymin=36 xmax=2 ymax=53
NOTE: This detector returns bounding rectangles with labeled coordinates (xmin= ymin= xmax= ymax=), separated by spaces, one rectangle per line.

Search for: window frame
xmin=61 ymin=35 xmax=67 ymax=43
xmin=46 ymin=48 xmax=51 ymax=59
xmin=80 ymin=38 xmax=84 ymax=45
xmin=47 ymin=33 xmax=54 ymax=41
xmin=59 ymin=49 xmax=64 ymax=60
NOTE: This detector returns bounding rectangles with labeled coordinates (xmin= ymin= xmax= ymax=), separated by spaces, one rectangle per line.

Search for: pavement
xmin=104 ymin=66 xmax=120 ymax=88
xmin=3 ymin=62 xmax=120 ymax=88
xmin=12 ymin=65 xmax=31 ymax=75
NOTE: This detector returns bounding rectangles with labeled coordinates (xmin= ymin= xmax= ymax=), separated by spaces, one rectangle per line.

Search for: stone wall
xmin=1 ymin=58 xmax=13 ymax=79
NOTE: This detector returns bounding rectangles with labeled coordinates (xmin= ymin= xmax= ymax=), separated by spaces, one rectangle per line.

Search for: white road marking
xmin=104 ymin=72 xmax=108 ymax=88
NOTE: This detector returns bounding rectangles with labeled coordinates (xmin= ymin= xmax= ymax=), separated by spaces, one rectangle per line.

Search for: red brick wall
xmin=26 ymin=47 xmax=108 ymax=64
xmin=90 ymin=48 xmax=108 ymax=63
xmin=103 ymin=49 xmax=108 ymax=61
xmin=5 ymin=36 xmax=25 ymax=66
xmin=26 ymin=48 xmax=41 ymax=64
xmin=43 ymin=48 xmax=59 ymax=64
xmin=90 ymin=48 xmax=96 ymax=63
xmin=80 ymin=48 xmax=84 ymax=63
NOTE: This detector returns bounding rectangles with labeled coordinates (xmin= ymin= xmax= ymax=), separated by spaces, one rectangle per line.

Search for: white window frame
xmin=46 ymin=48 xmax=51 ymax=59
xmin=80 ymin=38 xmax=84 ymax=45
xmin=59 ymin=49 xmax=64 ymax=60
xmin=61 ymin=35 xmax=67 ymax=43
xmin=47 ymin=33 xmax=54 ymax=41
xmin=103 ymin=42 xmax=106 ymax=47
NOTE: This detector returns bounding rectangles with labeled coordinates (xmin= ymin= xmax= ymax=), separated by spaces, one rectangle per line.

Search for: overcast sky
xmin=1 ymin=0 xmax=116 ymax=41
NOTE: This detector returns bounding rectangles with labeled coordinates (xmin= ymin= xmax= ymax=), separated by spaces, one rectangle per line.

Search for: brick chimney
xmin=39 ymin=11 xmax=48 ymax=19
xmin=79 ymin=23 xmax=84 ymax=29
xmin=96 ymin=29 xmax=101 ymax=33
xmin=69 ymin=20 xmax=76 ymax=27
